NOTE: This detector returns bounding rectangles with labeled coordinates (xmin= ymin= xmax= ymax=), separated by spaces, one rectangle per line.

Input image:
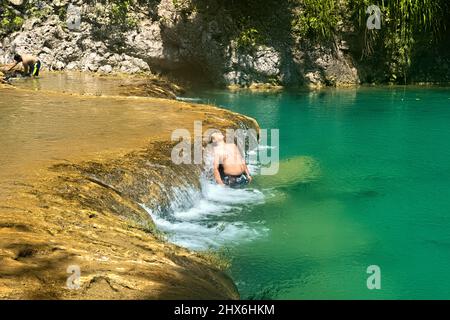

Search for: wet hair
xmin=13 ymin=54 xmax=22 ymax=62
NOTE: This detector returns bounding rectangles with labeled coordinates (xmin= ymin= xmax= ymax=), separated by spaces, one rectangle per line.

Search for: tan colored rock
xmin=0 ymin=85 xmax=259 ymax=299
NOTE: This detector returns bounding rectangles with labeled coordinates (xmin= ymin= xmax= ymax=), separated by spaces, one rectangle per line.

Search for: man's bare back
xmin=210 ymin=132 xmax=252 ymax=187
xmin=20 ymin=54 xmax=39 ymax=72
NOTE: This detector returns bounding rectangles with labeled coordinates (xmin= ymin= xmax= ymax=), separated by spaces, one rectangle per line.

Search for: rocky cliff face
xmin=0 ymin=0 xmax=359 ymax=88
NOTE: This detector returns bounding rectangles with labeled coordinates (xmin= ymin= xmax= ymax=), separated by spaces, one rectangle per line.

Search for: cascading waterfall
xmin=141 ymin=145 xmax=270 ymax=251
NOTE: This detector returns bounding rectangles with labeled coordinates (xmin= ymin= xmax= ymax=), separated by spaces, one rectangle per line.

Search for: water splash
xmin=141 ymin=178 xmax=267 ymax=251
xmin=141 ymin=145 xmax=271 ymax=251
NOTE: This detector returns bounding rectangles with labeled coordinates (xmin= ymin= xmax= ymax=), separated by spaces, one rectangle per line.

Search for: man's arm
xmin=213 ymin=150 xmax=225 ymax=185
xmin=237 ymin=145 xmax=252 ymax=182
xmin=242 ymin=162 xmax=252 ymax=183
xmin=8 ymin=61 xmax=19 ymax=72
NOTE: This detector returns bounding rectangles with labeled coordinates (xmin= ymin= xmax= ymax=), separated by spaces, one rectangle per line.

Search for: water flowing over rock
xmin=0 ymin=83 xmax=259 ymax=299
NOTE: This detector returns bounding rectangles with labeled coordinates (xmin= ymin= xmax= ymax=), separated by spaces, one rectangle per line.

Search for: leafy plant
xmin=0 ymin=7 xmax=24 ymax=35
xmin=88 ymin=0 xmax=141 ymax=52
xmin=291 ymin=0 xmax=339 ymax=40
xmin=235 ymin=28 xmax=264 ymax=50
xmin=110 ymin=0 xmax=136 ymax=27
xmin=348 ymin=0 xmax=448 ymax=83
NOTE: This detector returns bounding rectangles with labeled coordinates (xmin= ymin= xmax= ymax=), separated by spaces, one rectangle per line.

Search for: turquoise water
xmin=189 ymin=87 xmax=450 ymax=299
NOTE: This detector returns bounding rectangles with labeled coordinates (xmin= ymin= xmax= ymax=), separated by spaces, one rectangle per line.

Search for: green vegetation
xmin=0 ymin=0 xmax=55 ymax=36
xmin=27 ymin=1 xmax=53 ymax=20
xmin=170 ymin=0 xmax=450 ymax=83
xmin=56 ymin=6 xmax=66 ymax=22
xmin=235 ymin=28 xmax=264 ymax=50
xmin=291 ymin=0 xmax=339 ymax=40
xmin=347 ymin=0 xmax=449 ymax=83
xmin=289 ymin=0 xmax=450 ymax=83
xmin=0 ymin=6 xmax=24 ymax=36
xmin=1 ymin=15 xmax=23 ymax=33
xmin=110 ymin=0 xmax=138 ymax=27
xmin=0 ymin=0 xmax=448 ymax=84
xmin=88 ymin=0 xmax=141 ymax=52
xmin=88 ymin=0 xmax=139 ymax=29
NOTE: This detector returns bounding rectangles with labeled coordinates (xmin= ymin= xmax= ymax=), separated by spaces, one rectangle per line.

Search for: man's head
xmin=209 ymin=131 xmax=224 ymax=145
xmin=13 ymin=54 xmax=22 ymax=62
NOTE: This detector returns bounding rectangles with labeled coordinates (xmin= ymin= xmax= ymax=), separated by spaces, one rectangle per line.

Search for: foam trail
xmin=176 ymin=96 xmax=204 ymax=102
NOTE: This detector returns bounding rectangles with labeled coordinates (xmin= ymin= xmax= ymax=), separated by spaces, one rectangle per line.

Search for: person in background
xmin=8 ymin=53 xmax=41 ymax=77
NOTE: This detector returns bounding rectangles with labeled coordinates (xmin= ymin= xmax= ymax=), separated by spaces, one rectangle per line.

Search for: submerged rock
xmin=254 ymin=156 xmax=321 ymax=189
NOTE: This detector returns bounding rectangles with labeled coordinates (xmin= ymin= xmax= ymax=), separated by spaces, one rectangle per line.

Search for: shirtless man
xmin=210 ymin=131 xmax=252 ymax=188
xmin=8 ymin=53 xmax=41 ymax=77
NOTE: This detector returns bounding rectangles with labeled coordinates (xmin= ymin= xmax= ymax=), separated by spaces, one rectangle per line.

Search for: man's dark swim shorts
xmin=222 ymin=173 xmax=249 ymax=188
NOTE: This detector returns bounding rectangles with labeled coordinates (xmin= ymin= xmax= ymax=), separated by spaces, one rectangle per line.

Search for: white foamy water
xmin=143 ymin=144 xmax=274 ymax=250
xmin=140 ymin=144 xmax=274 ymax=251
xmin=141 ymin=179 xmax=267 ymax=250
xmin=175 ymin=96 xmax=204 ymax=102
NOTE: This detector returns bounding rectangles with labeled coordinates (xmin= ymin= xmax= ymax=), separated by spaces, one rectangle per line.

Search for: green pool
xmin=189 ymin=87 xmax=450 ymax=299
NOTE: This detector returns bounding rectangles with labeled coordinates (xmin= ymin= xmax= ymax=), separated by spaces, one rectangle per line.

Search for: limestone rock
xmin=0 ymin=0 xmax=361 ymax=86
xmin=98 ymin=64 xmax=112 ymax=73
xmin=0 ymin=87 xmax=259 ymax=299
xmin=7 ymin=0 xmax=24 ymax=6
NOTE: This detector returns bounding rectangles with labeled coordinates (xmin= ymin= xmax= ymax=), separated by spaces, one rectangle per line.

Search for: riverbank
xmin=2 ymin=1 xmax=449 ymax=89
xmin=0 ymin=82 xmax=258 ymax=299
xmin=0 ymin=67 xmax=187 ymax=99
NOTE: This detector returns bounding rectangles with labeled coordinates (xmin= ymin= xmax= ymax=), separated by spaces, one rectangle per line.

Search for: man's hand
xmin=247 ymin=175 xmax=253 ymax=183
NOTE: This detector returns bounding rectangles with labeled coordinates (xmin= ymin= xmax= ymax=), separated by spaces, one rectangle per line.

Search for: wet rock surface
xmin=118 ymin=75 xmax=185 ymax=99
xmin=0 ymin=84 xmax=258 ymax=299
xmin=0 ymin=67 xmax=184 ymax=99
xmin=0 ymin=143 xmax=234 ymax=299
